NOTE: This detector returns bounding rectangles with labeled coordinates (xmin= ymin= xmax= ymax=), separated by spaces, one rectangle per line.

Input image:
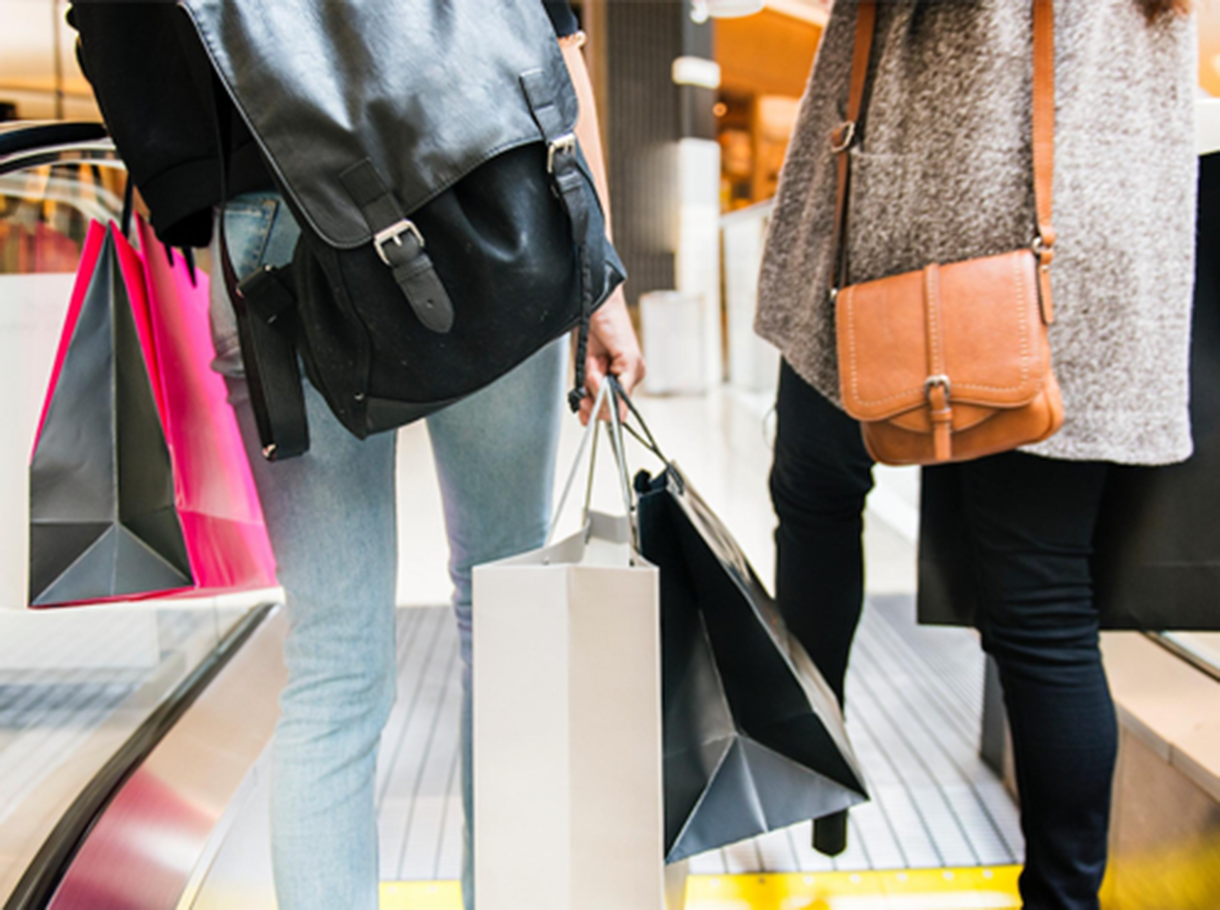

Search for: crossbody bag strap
xmin=1030 ymin=0 xmax=1056 ymax=322
xmin=201 ymin=71 xmax=310 ymax=460
xmin=830 ymin=0 xmax=1056 ymax=324
xmin=829 ymin=0 xmax=877 ymax=294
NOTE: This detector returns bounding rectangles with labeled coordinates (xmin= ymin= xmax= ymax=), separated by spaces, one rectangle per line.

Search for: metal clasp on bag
xmin=373 ymin=219 xmax=425 ymax=267
xmin=1031 ymin=233 xmax=1055 ymax=272
xmin=547 ymin=133 xmax=577 ymax=174
xmin=829 ymin=120 xmax=856 ymax=154
xmin=925 ymin=375 xmax=952 ymax=400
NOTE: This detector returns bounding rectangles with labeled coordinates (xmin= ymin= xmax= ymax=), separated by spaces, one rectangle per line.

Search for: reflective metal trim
xmin=3 ymin=603 xmax=280 ymax=910
xmin=1148 ymin=632 xmax=1220 ymax=684
xmin=0 ymin=141 xmax=120 ymax=178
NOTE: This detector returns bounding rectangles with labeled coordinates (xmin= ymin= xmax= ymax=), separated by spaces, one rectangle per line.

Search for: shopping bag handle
xmin=120 ymin=176 xmax=135 ymax=238
xmin=547 ymin=379 xmax=634 ymax=546
xmin=605 ymin=375 xmax=669 ymax=465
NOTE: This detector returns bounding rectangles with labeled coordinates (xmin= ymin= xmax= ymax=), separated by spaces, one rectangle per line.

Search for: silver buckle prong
xmin=547 ymin=133 xmax=577 ymax=174
xmin=925 ymin=374 xmax=952 ymax=400
xmin=373 ymin=219 xmax=425 ymax=266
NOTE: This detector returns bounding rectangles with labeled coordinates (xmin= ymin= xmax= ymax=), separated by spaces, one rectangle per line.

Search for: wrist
xmin=592 ymin=290 xmax=630 ymax=324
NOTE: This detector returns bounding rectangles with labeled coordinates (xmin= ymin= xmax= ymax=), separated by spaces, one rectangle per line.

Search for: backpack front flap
xmin=179 ymin=0 xmax=578 ymax=250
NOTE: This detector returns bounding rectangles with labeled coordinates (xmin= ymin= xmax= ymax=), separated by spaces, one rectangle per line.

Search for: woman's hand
xmin=559 ymin=36 xmax=645 ymax=424
xmin=578 ymin=288 xmax=645 ymax=425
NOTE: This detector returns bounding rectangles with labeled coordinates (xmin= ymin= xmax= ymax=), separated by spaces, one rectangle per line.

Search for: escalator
xmin=6 ymin=118 xmax=1217 ymax=910
xmin=0 ymin=122 xmax=285 ymax=910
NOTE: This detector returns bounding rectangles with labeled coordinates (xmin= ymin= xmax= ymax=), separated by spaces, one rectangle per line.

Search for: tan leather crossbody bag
xmin=832 ymin=0 xmax=1063 ymax=466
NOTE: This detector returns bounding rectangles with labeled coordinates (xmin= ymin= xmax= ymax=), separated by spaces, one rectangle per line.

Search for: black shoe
xmin=813 ymin=809 xmax=848 ymax=856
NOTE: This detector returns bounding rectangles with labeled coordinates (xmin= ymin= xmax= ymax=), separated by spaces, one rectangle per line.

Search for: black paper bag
xmin=636 ymin=464 xmax=868 ymax=863
xmin=29 ymin=226 xmax=192 ymax=607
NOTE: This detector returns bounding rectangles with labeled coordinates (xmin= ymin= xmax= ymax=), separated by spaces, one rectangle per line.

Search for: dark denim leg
xmin=958 ymin=452 xmax=1115 ymax=910
xmin=769 ymin=360 xmax=875 ymax=707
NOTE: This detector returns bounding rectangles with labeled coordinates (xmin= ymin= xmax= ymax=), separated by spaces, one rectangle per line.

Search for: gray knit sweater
xmin=755 ymin=0 xmax=1198 ymax=466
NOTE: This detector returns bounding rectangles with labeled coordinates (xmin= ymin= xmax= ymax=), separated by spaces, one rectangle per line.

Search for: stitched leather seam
xmin=847 ymin=254 xmax=1039 ymax=409
xmin=926 ymin=265 xmax=941 ymax=378
xmin=1015 ymin=251 xmax=1031 ymax=384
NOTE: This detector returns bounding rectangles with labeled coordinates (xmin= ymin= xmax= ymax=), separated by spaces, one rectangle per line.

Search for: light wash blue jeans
xmin=211 ymin=192 xmax=565 ymax=910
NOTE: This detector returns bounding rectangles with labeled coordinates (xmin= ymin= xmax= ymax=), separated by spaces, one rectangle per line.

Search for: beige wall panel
xmin=1105 ymin=728 xmax=1220 ymax=910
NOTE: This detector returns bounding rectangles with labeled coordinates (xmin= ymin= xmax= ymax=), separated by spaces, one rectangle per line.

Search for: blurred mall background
xmin=2 ymin=2 xmax=1220 ymax=909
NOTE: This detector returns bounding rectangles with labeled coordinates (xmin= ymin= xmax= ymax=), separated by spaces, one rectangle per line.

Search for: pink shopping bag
xmin=135 ymin=218 xmax=276 ymax=594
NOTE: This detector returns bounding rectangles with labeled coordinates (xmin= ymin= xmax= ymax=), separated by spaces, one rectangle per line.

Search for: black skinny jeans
xmin=770 ymin=361 xmax=1118 ymax=910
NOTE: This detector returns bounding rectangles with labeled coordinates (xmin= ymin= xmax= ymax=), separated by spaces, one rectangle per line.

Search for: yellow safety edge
xmin=380 ymin=866 xmax=1022 ymax=910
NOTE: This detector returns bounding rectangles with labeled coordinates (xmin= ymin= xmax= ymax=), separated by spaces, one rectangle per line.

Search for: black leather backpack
xmin=180 ymin=0 xmax=624 ymax=459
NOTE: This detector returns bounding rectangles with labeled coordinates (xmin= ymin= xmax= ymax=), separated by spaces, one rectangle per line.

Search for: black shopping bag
xmin=1090 ymin=152 xmax=1220 ymax=630
xmin=28 ymin=222 xmax=192 ymax=606
xmin=919 ymin=154 xmax=1220 ymax=632
xmin=635 ymin=463 xmax=868 ymax=863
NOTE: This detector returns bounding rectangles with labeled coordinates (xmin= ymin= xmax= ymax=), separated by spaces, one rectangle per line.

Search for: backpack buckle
xmin=374 ymin=219 xmax=425 ymax=266
xmin=547 ymin=133 xmax=577 ymax=174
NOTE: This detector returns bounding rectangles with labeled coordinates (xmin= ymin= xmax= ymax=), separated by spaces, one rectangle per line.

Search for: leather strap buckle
xmin=830 ymin=121 xmax=856 ymax=154
xmin=547 ymin=133 xmax=577 ymax=174
xmin=374 ymin=218 xmax=425 ymax=266
xmin=1032 ymin=233 xmax=1055 ymax=270
xmin=925 ymin=374 xmax=952 ymax=400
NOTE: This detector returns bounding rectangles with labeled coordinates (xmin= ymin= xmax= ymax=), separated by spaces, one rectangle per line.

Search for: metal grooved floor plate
xmin=375 ymin=597 xmax=1023 ymax=881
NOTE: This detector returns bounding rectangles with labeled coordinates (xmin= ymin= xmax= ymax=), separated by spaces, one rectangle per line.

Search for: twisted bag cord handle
xmin=546 ymin=378 xmax=634 ymax=545
xmin=607 ymin=375 xmax=668 ymax=464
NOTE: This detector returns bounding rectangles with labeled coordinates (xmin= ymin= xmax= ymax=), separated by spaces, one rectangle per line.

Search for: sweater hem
xmin=755 ymin=321 xmax=1193 ymax=468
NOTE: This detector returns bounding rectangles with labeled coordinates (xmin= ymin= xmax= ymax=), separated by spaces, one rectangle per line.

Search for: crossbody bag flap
xmin=836 ymin=249 xmax=1051 ymax=428
xmin=179 ymin=0 xmax=578 ymax=249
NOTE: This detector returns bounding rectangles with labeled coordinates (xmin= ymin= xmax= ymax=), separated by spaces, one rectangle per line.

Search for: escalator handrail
xmin=0 ymin=122 xmax=107 ymax=159
xmin=0 ymin=122 xmax=118 ymax=179
xmin=2 ymin=602 xmax=279 ymax=910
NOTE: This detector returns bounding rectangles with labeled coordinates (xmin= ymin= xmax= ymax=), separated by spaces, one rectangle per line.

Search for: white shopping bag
xmin=473 ymin=380 xmax=672 ymax=910
xmin=473 ymin=511 xmax=664 ymax=910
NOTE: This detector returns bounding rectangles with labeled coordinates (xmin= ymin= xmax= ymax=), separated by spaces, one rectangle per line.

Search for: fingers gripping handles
xmin=547 ymin=377 xmax=669 ymax=549
xmin=548 ymin=379 xmax=634 ymax=547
